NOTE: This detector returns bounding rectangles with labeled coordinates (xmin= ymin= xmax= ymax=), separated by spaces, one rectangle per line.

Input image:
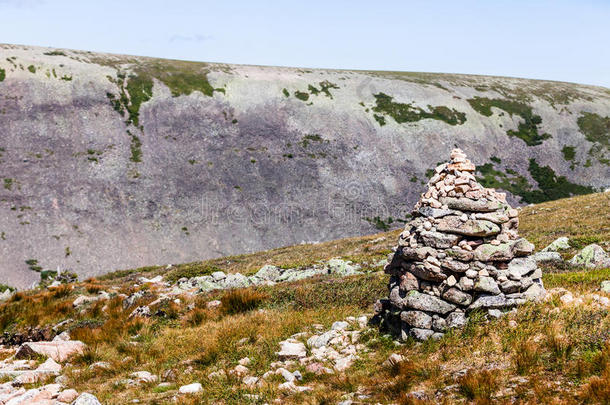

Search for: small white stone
xmin=179 ymin=383 xmax=203 ymax=394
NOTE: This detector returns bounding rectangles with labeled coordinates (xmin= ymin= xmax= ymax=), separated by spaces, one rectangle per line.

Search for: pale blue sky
xmin=1 ymin=0 xmax=609 ymax=87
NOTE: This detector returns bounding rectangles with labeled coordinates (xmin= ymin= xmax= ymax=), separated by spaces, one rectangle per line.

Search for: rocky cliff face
xmin=0 ymin=44 xmax=609 ymax=288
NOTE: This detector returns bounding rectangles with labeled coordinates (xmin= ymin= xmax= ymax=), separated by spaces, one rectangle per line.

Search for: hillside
xmin=1 ymin=44 xmax=610 ymax=287
xmin=0 ymin=193 xmax=607 ymax=404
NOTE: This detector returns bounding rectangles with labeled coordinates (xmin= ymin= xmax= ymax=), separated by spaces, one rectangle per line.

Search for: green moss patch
xmin=577 ymin=112 xmax=610 ymax=150
xmin=561 ymin=146 xmax=576 ymax=161
xmin=372 ymin=93 xmax=466 ymax=126
xmin=128 ymin=131 xmax=143 ymax=163
xmin=467 ymin=97 xmax=551 ymax=146
xmin=27 ymin=65 xmax=36 ymax=74
xmin=294 ymin=91 xmax=309 ymax=101
xmin=0 ymin=68 xmax=5 ymax=82
xmin=476 ymin=160 xmax=594 ymax=204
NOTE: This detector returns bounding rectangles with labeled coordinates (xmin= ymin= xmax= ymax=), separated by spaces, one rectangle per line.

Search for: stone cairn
xmin=374 ymin=149 xmax=545 ymax=340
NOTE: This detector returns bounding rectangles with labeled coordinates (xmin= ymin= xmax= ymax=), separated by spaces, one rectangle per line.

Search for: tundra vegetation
xmin=0 ymin=193 xmax=607 ymax=404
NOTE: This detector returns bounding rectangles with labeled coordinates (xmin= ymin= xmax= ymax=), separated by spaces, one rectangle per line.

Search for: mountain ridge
xmin=0 ymin=43 xmax=609 ymax=288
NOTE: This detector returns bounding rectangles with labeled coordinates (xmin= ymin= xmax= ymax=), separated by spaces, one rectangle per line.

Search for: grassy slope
xmin=0 ymin=193 xmax=609 ymax=404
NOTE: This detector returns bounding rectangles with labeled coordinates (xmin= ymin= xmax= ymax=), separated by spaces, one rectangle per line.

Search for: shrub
xmin=220 ymin=288 xmax=268 ymax=315
xmin=458 ymin=369 xmax=499 ymax=402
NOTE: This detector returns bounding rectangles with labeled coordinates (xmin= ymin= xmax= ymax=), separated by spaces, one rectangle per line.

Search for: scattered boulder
xmin=57 ymin=389 xmax=79 ymax=403
xmin=179 ymin=383 xmax=203 ymax=394
xmin=15 ymin=341 xmax=86 ymax=362
xmin=569 ymin=244 xmax=610 ymax=268
xmin=276 ymin=340 xmax=307 ymax=359
xmin=71 ymin=393 xmax=102 ymax=405
xmin=541 ymin=237 xmax=570 ymax=252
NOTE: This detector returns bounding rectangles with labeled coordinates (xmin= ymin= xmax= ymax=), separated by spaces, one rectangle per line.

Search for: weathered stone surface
xmin=409 ymin=263 xmax=446 ymax=282
xmin=420 ymin=231 xmax=460 ymax=249
xmin=532 ymin=251 xmax=563 ymax=265
xmin=409 ymin=328 xmax=435 ymax=340
xmin=468 ymin=294 xmax=514 ymax=310
xmin=508 ymin=258 xmax=537 ymax=280
xmin=601 ymin=280 xmax=610 ymax=293
xmin=473 ymin=212 xmax=510 ymax=224
xmin=441 ymin=259 xmax=470 ymax=272
xmin=441 ymin=288 xmax=473 ymax=306
xmin=436 ymin=216 xmax=500 ymax=237
xmin=474 ymin=243 xmax=513 ymax=262
xmin=511 ymin=238 xmax=535 ymax=257
xmin=500 ymin=280 xmax=521 ymax=294
xmin=541 ymin=237 xmax=570 ymax=252
xmin=399 ymin=272 xmax=419 ymax=292
xmin=72 ymin=393 xmax=102 ymax=405
xmin=474 ymin=276 xmax=501 ymax=294
xmin=569 ymin=244 xmax=610 ymax=268
xmin=276 ymin=340 xmax=307 ymax=359
xmin=446 ymin=312 xmax=467 ymax=328
xmin=404 ymin=291 xmax=456 ymax=314
xmin=400 ymin=311 xmax=432 ymax=329
xmin=418 ymin=206 xmax=454 ymax=219
xmin=439 ymin=197 xmax=507 ymax=213
xmin=15 ymin=341 xmax=86 ymax=363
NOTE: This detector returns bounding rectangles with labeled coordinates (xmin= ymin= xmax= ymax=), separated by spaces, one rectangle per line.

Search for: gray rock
xmin=71 ymin=393 xmax=102 ymax=405
xmin=400 ymin=311 xmax=432 ymax=329
xmin=469 ymin=294 xmax=514 ymax=310
xmin=541 ymin=237 xmax=570 ymax=252
xmin=458 ymin=276 xmax=474 ymax=291
xmin=432 ymin=316 xmax=447 ymax=332
xmin=532 ymin=251 xmax=563 ymax=265
xmin=307 ymin=331 xmax=334 ymax=348
xmin=210 ymin=271 xmax=227 ymax=281
xmin=441 ymin=287 xmax=473 ymax=306
xmin=446 ymin=312 xmax=467 ymax=328
xmin=474 ymin=276 xmax=501 ymax=294
xmin=508 ymin=257 xmax=537 ymax=280
xmin=331 ymin=321 xmax=349 ymax=331
xmin=253 ymin=265 xmax=281 ymax=281
xmin=441 ymin=259 xmax=470 ymax=273
xmin=439 ymin=197 xmax=507 ymax=213
xmin=404 ymin=291 xmax=456 ymax=314
xmin=487 ymin=309 xmax=504 ymax=318
xmin=418 ymin=206 xmax=454 ymax=218
xmin=500 ymin=280 xmax=521 ymax=294
xmin=399 ymin=272 xmax=419 ymax=292
xmin=511 ymin=238 xmax=535 ymax=257
xmin=569 ymin=244 xmax=610 ymax=269
xmin=420 ymin=231 xmax=460 ymax=249
xmin=409 ymin=263 xmax=447 ymax=282
xmin=409 ymin=328 xmax=435 ymax=340
xmin=522 ymin=282 xmax=545 ymax=301
xmin=327 ymin=259 xmax=361 ymax=276
xmin=436 ymin=216 xmax=500 ymax=237
xmin=220 ymin=273 xmax=252 ymax=289
xmin=474 ymin=243 xmax=513 ymax=262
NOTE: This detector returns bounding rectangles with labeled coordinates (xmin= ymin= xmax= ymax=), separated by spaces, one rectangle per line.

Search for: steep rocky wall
xmin=0 ymin=44 xmax=609 ymax=288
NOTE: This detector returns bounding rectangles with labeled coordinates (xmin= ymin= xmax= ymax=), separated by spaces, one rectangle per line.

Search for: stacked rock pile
xmin=374 ymin=149 xmax=545 ymax=340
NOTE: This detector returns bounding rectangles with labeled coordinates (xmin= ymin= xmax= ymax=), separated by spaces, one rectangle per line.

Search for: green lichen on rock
xmin=27 ymin=65 xmax=36 ymax=74
xmin=476 ymin=160 xmax=594 ymax=204
xmin=577 ymin=112 xmax=609 ymax=151
xmin=561 ymin=145 xmax=576 ymax=161
xmin=467 ymin=97 xmax=551 ymax=146
xmin=282 ymin=88 xmax=290 ymax=97
xmin=0 ymin=68 xmax=5 ymax=82
xmin=127 ymin=130 xmax=142 ymax=163
xmin=372 ymin=93 xmax=466 ymax=126
xmin=294 ymin=91 xmax=309 ymax=101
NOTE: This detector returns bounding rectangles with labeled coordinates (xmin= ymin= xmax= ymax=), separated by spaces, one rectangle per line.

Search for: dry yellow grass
xmin=0 ymin=192 xmax=608 ymax=404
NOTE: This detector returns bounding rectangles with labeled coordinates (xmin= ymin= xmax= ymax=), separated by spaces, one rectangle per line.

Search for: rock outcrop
xmin=1 ymin=44 xmax=609 ymax=288
xmin=374 ymin=149 xmax=545 ymax=340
